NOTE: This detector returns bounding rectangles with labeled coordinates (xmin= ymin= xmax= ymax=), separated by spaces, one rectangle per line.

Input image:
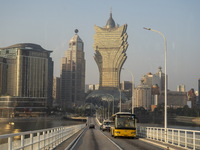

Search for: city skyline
xmin=0 ymin=0 xmax=200 ymax=91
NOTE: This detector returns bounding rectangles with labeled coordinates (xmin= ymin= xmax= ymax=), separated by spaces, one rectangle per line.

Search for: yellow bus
xmin=110 ymin=112 xmax=137 ymax=138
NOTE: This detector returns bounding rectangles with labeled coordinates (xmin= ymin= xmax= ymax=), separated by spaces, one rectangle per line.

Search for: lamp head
xmin=143 ymin=27 xmax=151 ymax=30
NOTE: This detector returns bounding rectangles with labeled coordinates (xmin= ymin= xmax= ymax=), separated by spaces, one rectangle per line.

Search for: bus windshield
xmin=116 ymin=115 xmax=135 ymax=129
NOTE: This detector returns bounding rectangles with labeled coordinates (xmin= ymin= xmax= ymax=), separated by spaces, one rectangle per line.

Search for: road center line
xmin=65 ymin=127 xmax=87 ymax=150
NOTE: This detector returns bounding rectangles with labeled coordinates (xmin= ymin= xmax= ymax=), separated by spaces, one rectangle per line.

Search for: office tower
xmin=48 ymin=57 xmax=54 ymax=107
xmin=60 ymin=30 xmax=85 ymax=109
xmin=151 ymin=84 xmax=160 ymax=105
xmin=177 ymin=84 xmax=185 ymax=92
xmin=0 ymin=43 xmax=53 ymax=117
xmin=142 ymin=67 xmax=166 ymax=93
xmin=187 ymin=88 xmax=197 ymax=108
xmin=134 ymin=80 xmax=151 ymax=109
xmin=52 ymin=77 xmax=60 ymax=107
xmin=121 ymin=81 xmax=132 ymax=91
xmin=198 ymin=79 xmax=200 ymax=104
xmin=93 ymin=11 xmax=128 ymax=90
xmin=0 ymin=57 xmax=7 ymax=95
xmin=155 ymin=66 xmax=166 ymax=91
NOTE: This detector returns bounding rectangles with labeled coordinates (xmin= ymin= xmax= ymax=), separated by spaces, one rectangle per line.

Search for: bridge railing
xmin=137 ymin=126 xmax=200 ymax=150
xmin=0 ymin=124 xmax=85 ymax=150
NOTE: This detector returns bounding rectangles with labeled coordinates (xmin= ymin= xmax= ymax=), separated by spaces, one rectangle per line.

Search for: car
xmin=89 ymin=123 xmax=95 ymax=129
xmin=101 ymin=120 xmax=112 ymax=131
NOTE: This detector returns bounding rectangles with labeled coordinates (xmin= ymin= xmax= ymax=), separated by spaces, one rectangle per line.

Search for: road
xmin=70 ymin=117 xmax=166 ymax=150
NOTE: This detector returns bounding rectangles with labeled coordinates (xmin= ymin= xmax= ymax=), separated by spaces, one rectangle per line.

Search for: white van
xmin=101 ymin=120 xmax=112 ymax=131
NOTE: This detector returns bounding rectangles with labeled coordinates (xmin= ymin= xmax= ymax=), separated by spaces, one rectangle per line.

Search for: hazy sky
xmin=0 ymin=0 xmax=200 ymax=91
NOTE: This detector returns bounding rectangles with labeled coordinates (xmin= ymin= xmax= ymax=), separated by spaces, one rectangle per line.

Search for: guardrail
xmin=0 ymin=124 xmax=85 ymax=150
xmin=137 ymin=126 xmax=200 ymax=150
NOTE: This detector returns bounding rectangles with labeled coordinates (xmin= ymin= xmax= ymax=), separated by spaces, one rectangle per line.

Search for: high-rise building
xmin=134 ymin=80 xmax=151 ymax=109
xmin=60 ymin=30 xmax=85 ymax=109
xmin=48 ymin=57 xmax=54 ymax=107
xmin=52 ymin=77 xmax=60 ymax=107
xmin=187 ymin=88 xmax=197 ymax=108
xmin=155 ymin=66 xmax=166 ymax=91
xmin=0 ymin=43 xmax=53 ymax=117
xmin=142 ymin=67 xmax=166 ymax=92
xmin=121 ymin=81 xmax=132 ymax=91
xmin=177 ymin=84 xmax=185 ymax=92
xmin=93 ymin=11 xmax=128 ymax=90
xmin=0 ymin=57 xmax=7 ymax=96
xmin=198 ymin=79 xmax=200 ymax=104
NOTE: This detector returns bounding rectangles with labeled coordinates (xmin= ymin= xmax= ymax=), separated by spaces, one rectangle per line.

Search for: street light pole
xmin=102 ymin=94 xmax=114 ymax=118
xmin=143 ymin=27 xmax=167 ymax=142
xmin=107 ymin=94 xmax=114 ymax=115
xmin=122 ymin=68 xmax=135 ymax=114
xmin=111 ymin=95 xmax=114 ymax=115
xmin=119 ymin=89 xmax=121 ymax=112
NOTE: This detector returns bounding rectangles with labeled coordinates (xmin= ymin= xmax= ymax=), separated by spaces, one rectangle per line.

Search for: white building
xmin=177 ymin=84 xmax=186 ymax=92
xmin=134 ymin=80 xmax=152 ymax=110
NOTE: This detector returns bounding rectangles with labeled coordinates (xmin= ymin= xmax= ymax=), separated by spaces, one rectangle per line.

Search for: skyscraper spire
xmin=105 ymin=8 xmax=115 ymax=28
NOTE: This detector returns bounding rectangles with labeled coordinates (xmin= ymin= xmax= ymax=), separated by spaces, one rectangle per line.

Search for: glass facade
xmin=60 ymin=33 xmax=85 ymax=109
xmin=0 ymin=43 xmax=53 ymax=117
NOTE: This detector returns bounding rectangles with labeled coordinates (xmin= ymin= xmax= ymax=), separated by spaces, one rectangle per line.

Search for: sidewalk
xmin=53 ymin=130 xmax=83 ymax=150
xmin=139 ymin=138 xmax=187 ymax=150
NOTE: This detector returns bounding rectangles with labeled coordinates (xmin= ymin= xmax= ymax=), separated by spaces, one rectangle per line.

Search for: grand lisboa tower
xmin=86 ymin=11 xmax=129 ymax=109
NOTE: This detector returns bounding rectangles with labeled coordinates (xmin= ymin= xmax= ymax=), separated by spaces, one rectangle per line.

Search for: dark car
xmin=89 ymin=123 xmax=95 ymax=129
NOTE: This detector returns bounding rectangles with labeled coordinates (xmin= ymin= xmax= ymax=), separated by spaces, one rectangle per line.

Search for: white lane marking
xmin=100 ymin=131 xmax=123 ymax=150
xmin=65 ymin=128 xmax=87 ymax=150
xmin=139 ymin=138 xmax=178 ymax=150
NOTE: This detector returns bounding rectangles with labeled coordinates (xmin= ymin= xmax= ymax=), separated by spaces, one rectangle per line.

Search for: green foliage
xmin=134 ymin=104 xmax=200 ymax=124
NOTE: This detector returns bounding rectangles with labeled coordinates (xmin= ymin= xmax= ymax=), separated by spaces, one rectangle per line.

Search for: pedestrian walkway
xmin=139 ymin=138 xmax=187 ymax=150
xmin=53 ymin=130 xmax=82 ymax=150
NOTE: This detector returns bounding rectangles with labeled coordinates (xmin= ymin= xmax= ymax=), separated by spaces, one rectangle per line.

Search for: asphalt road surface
xmin=71 ymin=117 xmax=166 ymax=150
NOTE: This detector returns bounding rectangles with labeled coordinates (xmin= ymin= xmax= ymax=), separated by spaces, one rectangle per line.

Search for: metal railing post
xmin=37 ymin=132 xmax=40 ymax=150
xmin=21 ymin=135 xmax=24 ymax=149
xmin=185 ymin=131 xmax=187 ymax=148
xmin=30 ymin=133 xmax=33 ymax=150
xmin=166 ymin=129 xmax=168 ymax=143
xmin=172 ymin=129 xmax=174 ymax=145
xmin=178 ymin=130 xmax=180 ymax=147
xmin=43 ymin=131 xmax=46 ymax=149
xmin=47 ymin=130 xmax=49 ymax=147
xmin=157 ymin=128 xmax=158 ymax=140
xmin=193 ymin=131 xmax=195 ymax=150
xmin=8 ymin=137 xmax=12 ymax=150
